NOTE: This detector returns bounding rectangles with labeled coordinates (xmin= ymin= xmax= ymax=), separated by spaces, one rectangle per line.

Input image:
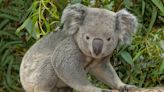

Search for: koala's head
xmin=61 ymin=4 xmax=137 ymax=59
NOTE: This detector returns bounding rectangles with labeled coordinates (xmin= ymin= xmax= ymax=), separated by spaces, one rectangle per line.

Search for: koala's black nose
xmin=92 ymin=38 xmax=103 ymax=55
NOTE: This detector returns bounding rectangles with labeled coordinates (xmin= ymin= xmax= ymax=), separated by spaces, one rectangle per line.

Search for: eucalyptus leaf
xmin=160 ymin=60 xmax=164 ymax=73
xmin=120 ymin=51 xmax=133 ymax=66
xmin=71 ymin=0 xmax=81 ymax=4
xmin=16 ymin=18 xmax=39 ymax=39
xmin=147 ymin=6 xmax=157 ymax=32
xmin=151 ymin=0 xmax=164 ymax=16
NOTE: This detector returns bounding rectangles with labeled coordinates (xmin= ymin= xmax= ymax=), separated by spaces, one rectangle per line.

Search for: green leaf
xmin=16 ymin=18 xmax=31 ymax=35
xmin=0 ymin=30 xmax=17 ymax=40
xmin=151 ymin=0 xmax=164 ymax=16
xmin=0 ymin=0 xmax=2 ymax=4
xmin=132 ymin=49 xmax=145 ymax=62
xmin=123 ymin=0 xmax=133 ymax=9
xmin=142 ymin=0 xmax=145 ymax=16
xmin=160 ymin=60 xmax=164 ymax=72
xmin=71 ymin=0 xmax=81 ymax=4
xmin=147 ymin=6 xmax=157 ymax=32
xmin=139 ymin=72 xmax=147 ymax=87
xmin=16 ymin=18 xmax=39 ymax=39
xmin=0 ymin=13 xmax=18 ymax=21
xmin=0 ymin=41 xmax=22 ymax=53
xmin=0 ymin=9 xmax=20 ymax=18
xmin=104 ymin=1 xmax=114 ymax=10
xmin=24 ymin=18 xmax=38 ymax=39
xmin=6 ymin=56 xmax=14 ymax=91
xmin=0 ymin=19 xmax=10 ymax=29
xmin=120 ymin=51 xmax=133 ymax=65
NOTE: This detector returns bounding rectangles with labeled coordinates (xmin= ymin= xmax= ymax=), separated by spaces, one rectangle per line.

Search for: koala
xmin=20 ymin=4 xmax=137 ymax=92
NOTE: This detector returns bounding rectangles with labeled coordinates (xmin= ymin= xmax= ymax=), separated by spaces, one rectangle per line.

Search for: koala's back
xmin=20 ymin=31 xmax=69 ymax=92
xmin=21 ymin=31 xmax=66 ymax=71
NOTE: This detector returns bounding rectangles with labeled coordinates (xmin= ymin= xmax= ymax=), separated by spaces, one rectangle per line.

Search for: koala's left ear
xmin=61 ymin=4 xmax=87 ymax=35
xmin=116 ymin=9 xmax=137 ymax=44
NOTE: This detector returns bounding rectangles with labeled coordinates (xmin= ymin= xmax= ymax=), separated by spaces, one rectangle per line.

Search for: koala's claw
xmin=120 ymin=85 xmax=137 ymax=92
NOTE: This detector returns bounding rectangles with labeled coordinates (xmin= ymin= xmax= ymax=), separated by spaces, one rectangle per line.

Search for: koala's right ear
xmin=61 ymin=4 xmax=87 ymax=35
xmin=116 ymin=9 xmax=137 ymax=45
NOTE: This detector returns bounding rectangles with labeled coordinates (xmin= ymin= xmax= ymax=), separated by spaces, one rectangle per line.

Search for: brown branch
xmin=111 ymin=87 xmax=164 ymax=92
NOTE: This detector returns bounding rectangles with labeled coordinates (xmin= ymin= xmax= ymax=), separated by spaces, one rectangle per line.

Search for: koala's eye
xmin=107 ymin=37 xmax=111 ymax=41
xmin=86 ymin=36 xmax=90 ymax=40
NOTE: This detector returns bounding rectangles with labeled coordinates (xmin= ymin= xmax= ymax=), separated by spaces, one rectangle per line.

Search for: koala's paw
xmin=120 ymin=85 xmax=137 ymax=92
xmin=101 ymin=89 xmax=112 ymax=92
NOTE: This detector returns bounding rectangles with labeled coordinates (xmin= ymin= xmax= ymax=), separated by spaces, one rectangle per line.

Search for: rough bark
xmin=112 ymin=87 xmax=164 ymax=92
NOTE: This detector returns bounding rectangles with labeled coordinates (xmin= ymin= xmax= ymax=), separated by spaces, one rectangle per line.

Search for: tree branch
xmin=112 ymin=87 xmax=164 ymax=92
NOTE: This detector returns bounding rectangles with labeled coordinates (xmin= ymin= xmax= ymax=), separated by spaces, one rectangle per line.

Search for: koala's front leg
xmin=88 ymin=57 xmax=136 ymax=91
xmin=51 ymin=37 xmax=111 ymax=92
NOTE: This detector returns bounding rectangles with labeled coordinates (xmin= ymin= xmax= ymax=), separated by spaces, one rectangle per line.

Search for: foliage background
xmin=0 ymin=0 xmax=164 ymax=92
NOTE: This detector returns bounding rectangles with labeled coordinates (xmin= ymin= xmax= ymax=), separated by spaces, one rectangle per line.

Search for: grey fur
xmin=20 ymin=4 xmax=137 ymax=92
xmin=116 ymin=9 xmax=137 ymax=44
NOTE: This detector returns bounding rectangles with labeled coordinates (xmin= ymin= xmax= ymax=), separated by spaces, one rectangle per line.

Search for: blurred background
xmin=0 ymin=0 xmax=164 ymax=92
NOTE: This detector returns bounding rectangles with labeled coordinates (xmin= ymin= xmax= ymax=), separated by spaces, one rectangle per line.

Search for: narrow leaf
xmin=151 ymin=0 xmax=164 ymax=16
xmin=142 ymin=0 xmax=145 ymax=16
xmin=71 ymin=0 xmax=81 ymax=4
xmin=0 ymin=19 xmax=10 ymax=29
xmin=120 ymin=51 xmax=133 ymax=65
xmin=148 ymin=6 xmax=157 ymax=32
xmin=160 ymin=60 xmax=164 ymax=72
xmin=0 ymin=14 xmax=18 ymax=21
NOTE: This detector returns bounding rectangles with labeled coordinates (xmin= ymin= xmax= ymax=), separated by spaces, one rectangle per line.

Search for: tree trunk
xmin=112 ymin=87 xmax=164 ymax=92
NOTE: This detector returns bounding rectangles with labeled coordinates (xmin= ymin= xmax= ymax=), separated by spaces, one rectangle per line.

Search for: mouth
xmin=86 ymin=50 xmax=104 ymax=59
xmin=91 ymin=52 xmax=103 ymax=59
xmin=85 ymin=51 xmax=102 ymax=59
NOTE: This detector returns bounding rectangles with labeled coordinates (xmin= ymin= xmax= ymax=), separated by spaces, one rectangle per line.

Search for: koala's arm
xmin=51 ymin=37 xmax=111 ymax=92
xmin=88 ymin=58 xmax=136 ymax=91
xmin=88 ymin=58 xmax=125 ymax=89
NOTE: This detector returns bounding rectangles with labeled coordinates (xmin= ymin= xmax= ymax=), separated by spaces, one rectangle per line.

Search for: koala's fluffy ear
xmin=116 ymin=9 xmax=137 ymax=44
xmin=61 ymin=4 xmax=87 ymax=35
